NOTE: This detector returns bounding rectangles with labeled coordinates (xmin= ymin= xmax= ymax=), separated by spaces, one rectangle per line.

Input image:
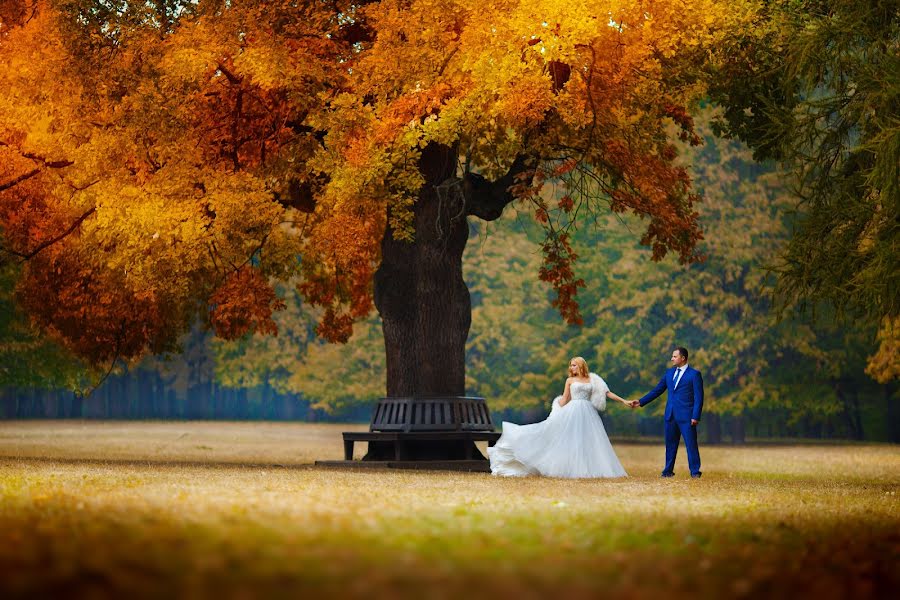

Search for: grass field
xmin=0 ymin=421 xmax=897 ymax=599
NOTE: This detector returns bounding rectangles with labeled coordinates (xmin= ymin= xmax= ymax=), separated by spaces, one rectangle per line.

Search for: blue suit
xmin=639 ymin=366 xmax=704 ymax=476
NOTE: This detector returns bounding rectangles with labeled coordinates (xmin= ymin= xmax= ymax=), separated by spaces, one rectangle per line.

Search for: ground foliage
xmin=0 ymin=421 xmax=897 ymax=599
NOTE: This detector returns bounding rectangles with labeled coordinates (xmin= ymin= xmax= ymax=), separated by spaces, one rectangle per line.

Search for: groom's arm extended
xmin=692 ymin=371 xmax=704 ymax=422
xmin=638 ymin=375 xmax=667 ymax=407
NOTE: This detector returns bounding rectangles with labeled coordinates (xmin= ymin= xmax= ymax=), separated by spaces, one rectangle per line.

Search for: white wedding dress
xmin=488 ymin=378 xmax=627 ymax=478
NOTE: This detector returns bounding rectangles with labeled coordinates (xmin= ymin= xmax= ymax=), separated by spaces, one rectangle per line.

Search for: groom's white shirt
xmin=672 ymin=364 xmax=689 ymax=390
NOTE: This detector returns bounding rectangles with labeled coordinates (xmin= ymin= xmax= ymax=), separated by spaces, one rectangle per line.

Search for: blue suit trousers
xmin=663 ymin=419 xmax=701 ymax=476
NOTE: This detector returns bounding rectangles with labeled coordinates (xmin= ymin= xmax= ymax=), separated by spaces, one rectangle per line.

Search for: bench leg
xmin=344 ymin=439 xmax=354 ymax=461
xmin=395 ymin=440 xmax=405 ymax=461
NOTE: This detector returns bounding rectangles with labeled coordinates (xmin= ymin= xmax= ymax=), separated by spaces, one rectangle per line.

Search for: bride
xmin=488 ymin=357 xmax=630 ymax=478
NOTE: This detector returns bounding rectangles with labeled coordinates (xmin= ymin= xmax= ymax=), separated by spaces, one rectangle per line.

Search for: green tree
xmin=708 ymin=0 xmax=900 ymax=380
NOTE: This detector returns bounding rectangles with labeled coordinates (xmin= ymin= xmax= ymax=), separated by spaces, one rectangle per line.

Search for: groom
xmin=631 ymin=347 xmax=704 ymax=478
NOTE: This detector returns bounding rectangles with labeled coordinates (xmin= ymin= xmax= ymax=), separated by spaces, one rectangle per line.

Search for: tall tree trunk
xmin=705 ymin=412 xmax=722 ymax=444
xmin=113 ymin=376 xmax=125 ymax=418
xmin=70 ymin=391 xmax=83 ymax=418
xmin=138 ymin=370 xmax=152 ymax=419
xmin=14 ymin=389 xmax=25 ymax=418
xmin=1 ymin=388 xmax=14 ymax=418
xmin=235 ymin=388 xmax=248 ymax=419
xmin=369 ymin=144 xmax=533 ymax=461
xmin=375 ymin=143 xmax=469 ymax=397
xmin=833 ymin=377 xmax=863 ymax=440
xmin=885 ymin=383 xmax=899 ymax=444
xmin=801 ymin=415 xmax=813 ymax=439
xmin=282 ymin=394 xmax=295 ymax=420
xmin=849 ymin=387 xmax=864 ymax=441
xmin=730 ymin=414 xmax=746 ymax=444
xmin=167 ymin=388 xmax=178 ymax=418
xmin=31 ymin=388 xmax=43 ymax=418
xmin=374 ymin=144 xmax=533 ymax=398
xmin=52 ymin=390 xmax=61 ymax=419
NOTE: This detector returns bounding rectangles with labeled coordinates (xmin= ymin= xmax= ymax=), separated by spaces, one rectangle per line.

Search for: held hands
xmin=624 ymin=399 xmax=696 ymax=422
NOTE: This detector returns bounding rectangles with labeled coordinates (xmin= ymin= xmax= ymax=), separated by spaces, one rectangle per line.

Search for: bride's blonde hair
xmin=569 ymin=357 xmax=589 ymax=378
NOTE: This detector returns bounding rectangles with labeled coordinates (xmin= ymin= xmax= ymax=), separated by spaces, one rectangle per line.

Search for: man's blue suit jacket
xmin=638 ymin=366 xmax=704 ymax=423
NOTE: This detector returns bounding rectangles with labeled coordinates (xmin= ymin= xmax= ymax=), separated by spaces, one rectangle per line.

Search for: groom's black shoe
xmin=660 ymin=472 xmax=674 ymax=478
xmin=691 ymin=473 xmax=702 ymax=479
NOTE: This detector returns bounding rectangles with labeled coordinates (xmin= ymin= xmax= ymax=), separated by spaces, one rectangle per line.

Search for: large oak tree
xmin=0 ymin=0 xmax=755 ymax=397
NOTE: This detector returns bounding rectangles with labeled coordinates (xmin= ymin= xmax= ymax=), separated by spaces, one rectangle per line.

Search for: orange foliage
xmin=0 ymin=0 xmax=756 ymax=364
xmin=538 ymin=232 xmax=585 ymax=326
xmin=209 ymin=268 xmax=286 ymax=340
xmin=298 ymin=208 xmax=385 ymax=342
xmin=17 ymin=243 xmax=175 ymax=362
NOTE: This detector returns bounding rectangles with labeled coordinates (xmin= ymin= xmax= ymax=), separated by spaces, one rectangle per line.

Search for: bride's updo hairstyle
xmin=570 ymin=357 xmax=589 ymax=378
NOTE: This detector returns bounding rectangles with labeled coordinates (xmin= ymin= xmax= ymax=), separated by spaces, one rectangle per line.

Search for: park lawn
xmin=0 ymin=421 xmax=897 ymax=599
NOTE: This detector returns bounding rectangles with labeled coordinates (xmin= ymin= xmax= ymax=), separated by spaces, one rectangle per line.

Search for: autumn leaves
xmin=0 ymin=0 xmax=755 ymax=370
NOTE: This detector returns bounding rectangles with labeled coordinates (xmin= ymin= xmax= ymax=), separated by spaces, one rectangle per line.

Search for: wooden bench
xmin=343 ymin=430 xmax=501 ymax=461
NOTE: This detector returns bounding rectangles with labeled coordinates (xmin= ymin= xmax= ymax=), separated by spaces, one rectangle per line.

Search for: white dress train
xmin=487 ymin=376 xmax=627 ymax=478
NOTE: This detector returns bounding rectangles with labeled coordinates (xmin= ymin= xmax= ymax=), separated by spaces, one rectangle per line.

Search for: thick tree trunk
xmin=375 ymin=143 xmax=470 ymax=397
xmin=374 ymin=145 xmax=532 ymax=398
xmin=369 ymin=144 xmax=532 ymax=461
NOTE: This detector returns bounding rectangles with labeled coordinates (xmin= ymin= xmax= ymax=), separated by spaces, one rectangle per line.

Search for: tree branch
xmin=463 ymin=154 xmax=536 ymax=221
xmin=0 ymin=146 xmax=74 ymax=192
xmin=22 ymin=153 xmax=74 ymax=169
xmin=274 ymin=177 xmax=322 ymax=213
xmin=81 ymin=320 xmax=126 ymax=399
xmin=0 ymin=168 xmax=40 ymax=192
xmin=285 ymin=119 xmax=328 ymax=148
xmin=216 ymin=63 xmax=242 ymax=85
xmin=1 ymin=207 xmax=96 ymax=260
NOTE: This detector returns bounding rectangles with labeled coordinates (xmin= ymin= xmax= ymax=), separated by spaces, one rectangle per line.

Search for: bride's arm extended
xmin=559 ymin=378 xmax=573 ymax=407
xmin=606 ymin=390 xmax=631 ymax=405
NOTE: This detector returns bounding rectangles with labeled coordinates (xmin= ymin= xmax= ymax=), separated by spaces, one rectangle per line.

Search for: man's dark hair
xmin=676 ymin=347 xmax=689 ymax=360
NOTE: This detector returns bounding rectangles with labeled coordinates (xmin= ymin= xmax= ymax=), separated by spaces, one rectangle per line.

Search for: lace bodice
xmin=571 ymin=380 xmax=593 ymax=402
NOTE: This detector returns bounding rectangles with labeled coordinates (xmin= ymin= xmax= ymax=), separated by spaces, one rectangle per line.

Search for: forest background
xmin=4 ymin=112 xmax=897 ymax=444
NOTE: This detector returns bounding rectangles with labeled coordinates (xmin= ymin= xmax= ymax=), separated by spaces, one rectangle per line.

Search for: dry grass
xmin=0 ymin=421 xmax=897 ymax=599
